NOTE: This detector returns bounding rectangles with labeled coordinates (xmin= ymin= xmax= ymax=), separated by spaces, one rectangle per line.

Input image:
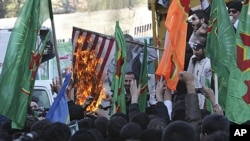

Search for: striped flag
xmin=156 ymin=0 xmax=190 ymax=90
xmin=72 ymin=27 xmax=116 ymax=81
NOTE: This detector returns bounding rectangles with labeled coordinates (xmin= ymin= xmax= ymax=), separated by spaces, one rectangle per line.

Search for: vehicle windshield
xmin=33 ymin=89 xmax=50 ymax=109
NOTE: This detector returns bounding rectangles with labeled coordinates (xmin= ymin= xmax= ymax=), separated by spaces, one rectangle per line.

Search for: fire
xmin=73 ymin=35 xmax=107 ymax=112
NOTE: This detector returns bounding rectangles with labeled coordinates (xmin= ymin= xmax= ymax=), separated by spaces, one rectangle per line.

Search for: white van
xmin=33 ymin=80 xmax=56 ymax=109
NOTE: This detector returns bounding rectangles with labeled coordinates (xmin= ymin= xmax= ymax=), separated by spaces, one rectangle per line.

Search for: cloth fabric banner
xmin=138 ymin=39 xmax=148 ymax=112
xmin=0 ymin=0 xmax=53 ymax=129
xmin=111 ymin=21 xmax=127 ymax=114
xmin=206 ymin=0 xmax=236 ymax=110
xmin=225 ymin=0 xmax=250 ymax=124
xmin=71 ymin=27 xmax=116 ymax=81
xmin=156 ymin=0 xmax=190 ymax=90
xmin=45 ymin=73 xmax=71 ymax=124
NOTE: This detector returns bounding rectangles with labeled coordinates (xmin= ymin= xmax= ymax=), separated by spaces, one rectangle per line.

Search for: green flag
xmin=206 ymin=0 xmax=236 ymax=109
xmin=225 ymin=0 xmax=250 ymax=124
xmin=138 ymin=39 xmax=148 ymax=112
xmin=0 ymin=0 xmax=53 ymax=129
xmin=111 ymin=21 xmax=127 ymax=114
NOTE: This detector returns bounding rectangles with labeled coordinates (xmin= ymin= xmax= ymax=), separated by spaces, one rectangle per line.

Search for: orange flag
xmin=156 ymin=0 xmax=190 ymax=90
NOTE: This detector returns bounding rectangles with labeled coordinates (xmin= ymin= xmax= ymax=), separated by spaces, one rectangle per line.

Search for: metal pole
xmin=151 ymin=0 xmax=157 ymax=47
xmin=51 ymin=20 xmax=63 ymax=85
xmin=126 ymin=40 xmax=164 ymax=51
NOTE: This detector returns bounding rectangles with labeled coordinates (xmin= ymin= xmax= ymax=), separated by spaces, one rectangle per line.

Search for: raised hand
xmin=50 ymin=77 xmax=61 ymax=94
xmin=130 ymin=79 xmax=140 ymax=104
xmin=155 ymin=79 xmax=165 ymax=102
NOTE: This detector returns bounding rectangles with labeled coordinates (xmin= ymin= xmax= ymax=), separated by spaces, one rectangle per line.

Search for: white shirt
xmin=187 ymin=55 xmax=212 ymax=88
xmin=234 ymin=19 xmax=239 ymax=29
xmin=187 ymin=55 xmax=212 ymax=109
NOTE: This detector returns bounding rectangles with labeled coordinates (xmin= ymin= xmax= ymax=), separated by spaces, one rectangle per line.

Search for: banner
xmin=156 ymin=0 xmax=190 ymax=90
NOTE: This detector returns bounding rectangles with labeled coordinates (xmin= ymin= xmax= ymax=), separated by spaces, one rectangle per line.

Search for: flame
xmin=73 ymin=35 xmax=107 ymax=112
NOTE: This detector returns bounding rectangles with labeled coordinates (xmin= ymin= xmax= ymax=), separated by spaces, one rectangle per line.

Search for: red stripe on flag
xmin=96 ymin=37 xmax=106 ymax=58
xmin=91 ymin=34 xmax=100 ymax=51
xmin=97 ymin=39 xmax=115 ymax=78
xmin=72 ymin=27 xmax=115 ymax=81
xmin=82 ymin=32 xmax=92 ymax=51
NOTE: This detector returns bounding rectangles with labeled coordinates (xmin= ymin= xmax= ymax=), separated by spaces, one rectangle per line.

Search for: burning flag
xmin=72 ymin=27 xmax=115 ymax=112
xmin=72 ymin=27 xmax=116 ymax=81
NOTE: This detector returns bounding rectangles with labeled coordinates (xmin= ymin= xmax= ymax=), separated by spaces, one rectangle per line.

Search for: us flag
xmin=72 ymin=26 xmax=116 ymax=81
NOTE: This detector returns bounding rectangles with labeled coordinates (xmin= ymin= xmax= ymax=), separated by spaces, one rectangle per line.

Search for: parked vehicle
xmin=33 ymin=80 xmax=56 ymax=109
xmin=0 ymin=28 xmax=56 ymax=108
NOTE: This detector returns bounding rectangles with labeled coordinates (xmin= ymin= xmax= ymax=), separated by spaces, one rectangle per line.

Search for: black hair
xmin=192 ymin=9 xmax=209 ymax=24
xmin=162 ymin=120 xmax=197 ymax=141
xmin=201 ymin=114 xmax=230 ymax=135
xmin=205 ymin=131 xmax=229 ymax=141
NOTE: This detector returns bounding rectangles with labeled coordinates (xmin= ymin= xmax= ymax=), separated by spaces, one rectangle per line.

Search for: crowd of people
xmin=0 ymin=71 xmax=230 ymax=141
xmin=0 ymin=0 xmax=247 ymax=141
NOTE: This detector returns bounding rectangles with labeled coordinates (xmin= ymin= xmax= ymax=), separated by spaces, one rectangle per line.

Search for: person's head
xmin=188 ymin=9 xmax=208 ymax=31
xmin=124 ymin=72 xmax=136 ymax=94
xmin=139 ymin=129 xmax=162 ymax=141
xmin=227 ymin=1 xmax=242 ymax=24
xmin=88 ymin=128 xmax=105 ymax=141
xmin=40 ymin=122 xmax=71 ymax=141
xmin=30 ymin=101 xmax=39 ymax=111
xmin=200 ymin=114 xmax=230 ymax=141
xmin=162 ymin=120 xmax=197 ymax=141
xmin=94 ymin=117 xmax=108 ymax=138
xmin=30 ymin=119 xmax=52 ymax=138
xmin=130 ymin=112 xmax=150 ymax=130
xmin=191 ymin=41 xmax=206 ymax=61
xmin=147 ymin=117 xmax=168 ymax=132
xmin=110 ymin=112 xmax=129 ymax=122
xmin=120 ymin=122 xmax=142 ymax=141
xmin=107 ymin=116 xmax=128 ymax=139
xmin=78 ymin=118 xmax=95 ymax=130
xmin=204 ymin=131 xmax=229 ymax=141
xmin=69 ymin=129 xmax=97 ymax=141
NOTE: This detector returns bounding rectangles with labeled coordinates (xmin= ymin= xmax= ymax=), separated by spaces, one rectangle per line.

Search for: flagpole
xmin=47 ymin=0 xmax=62 ymax=85
xmin=51 ymin=19 xmax=62 ymax=85
xmin=126 ymin=40 xmax=164 ymax=51
xmin=214 ymin=73 xmax=218 ymax=104
xmin=151 ymin=0 xmax=157 ymax=47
